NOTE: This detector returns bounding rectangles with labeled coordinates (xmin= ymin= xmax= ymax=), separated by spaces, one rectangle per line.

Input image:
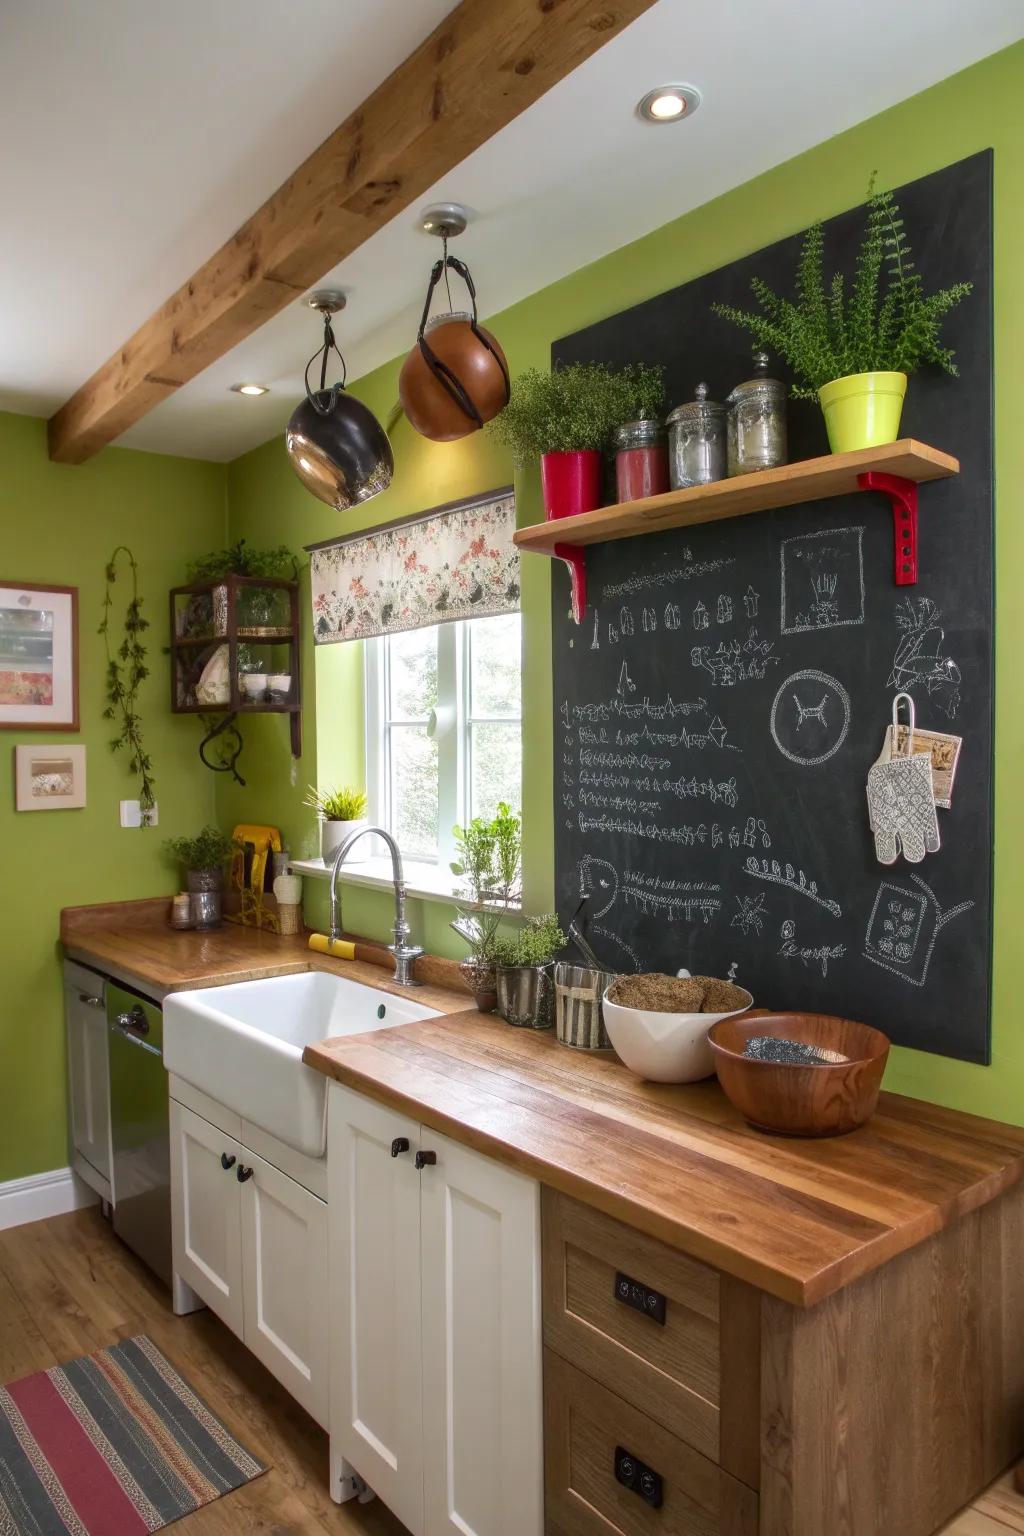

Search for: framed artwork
xmin=15 ymin=744 xmax=87 ymax=811
xmin=0 ymin=582 xmax=79 ymax=730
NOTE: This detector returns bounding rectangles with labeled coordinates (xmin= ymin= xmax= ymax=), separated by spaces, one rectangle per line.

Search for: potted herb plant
xmin=492 ymin=913 xmax=567 ymax=1030
xmin=712 ymin=182 xmax=972 ymax=453
xmin=164 ymin=825 xmax=238 ymax=930
xmin=184 ymin=540 xmax=298 ymax=635
xmin=449 ymin=802 xmax=522 ymax=1011
xmin=489 ymin=362 xmax=626 ymax=520
xmin=608 ymin=362 xmax=668 ymax=501
xmin=304 ymin=784 xmax=369 ymax=863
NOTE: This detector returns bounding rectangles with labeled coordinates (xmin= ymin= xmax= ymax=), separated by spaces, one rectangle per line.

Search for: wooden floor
xmin=0 ymin=1207 xmax=1020 ymax=1536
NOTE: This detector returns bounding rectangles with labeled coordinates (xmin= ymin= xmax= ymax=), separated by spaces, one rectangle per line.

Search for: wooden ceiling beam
xmin=48 ymin=0 xmax=657 ymax=463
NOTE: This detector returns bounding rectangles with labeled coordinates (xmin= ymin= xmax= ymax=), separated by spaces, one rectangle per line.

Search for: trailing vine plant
xmin=100 ymin=547 xmax=155 ymax=813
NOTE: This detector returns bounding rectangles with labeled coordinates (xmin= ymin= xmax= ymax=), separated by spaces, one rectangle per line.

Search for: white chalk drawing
xmin=591 ymin=609 xmax=600 ymax=650
xmin=602 ymin=552 xmax=735 ymax=599
xmin=617 ymin=661 xmax=636 ymax=699
xmin=770 ymin=670 xmax=851 ymax=766
xmin=580 ymin=790 xmax=661 ymax=816
xmin=691 ymin=626 xmax=780 ymax=687
xmin=653 ymin=774 xmax=740 ymax=808
xmin=580 ymin=814 xmax=759 ymax=848
xmin=887 ymin=597 xmax=962 ymax=719
xmin=664 ymin=603 xmax=682 ymax=630
xmin=624 ymin=880 xmax=721 ymax=924
xmin=780 ymin=525 xmax=865 ymax=634
xmin=731 ymin=892 xmax=768 ymax=937
xmin=620 ymin=607 xmax=635 ymax=638
xmin=780 ymin=920 xmax=796 ymax=941
xmin=576 ymin=856 xmax=642 ymax=970
xmin=742 ymin=816 xmax=772 ymax=849
xmin=726 ymin=961 xmax=739 ymax=982
xmin=778 ymin=935 xmax=847 ymax=977
xmin=642 ymin=606 xmax=657 ymax=633
xmin=564 ymin=691 xmax=710 ymax=728
xmin=743 ymin=856 xmax=842 ymax=918
xmin=716 ymin=593 xmax=734 ymax=625
xmin=743 ymin=585 xmax=760 ymax=619
xmin=593 ymin=924 xmax=643 ymax=972
xmin=863 ymin=873 xmax=973 ymax=988
xmin=608 ymin=622 xmax=619 ymax=645
xmin=693 ymin=600 xmax=709 ymax=631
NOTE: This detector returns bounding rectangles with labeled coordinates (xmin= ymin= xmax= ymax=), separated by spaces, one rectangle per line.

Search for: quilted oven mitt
xmin=866 ymin=747 xmax=940 ymax=865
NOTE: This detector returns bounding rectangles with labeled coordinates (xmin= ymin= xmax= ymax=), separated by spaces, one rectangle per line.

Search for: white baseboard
xmin=0 ymin=1167 xmax=99 ymax=1231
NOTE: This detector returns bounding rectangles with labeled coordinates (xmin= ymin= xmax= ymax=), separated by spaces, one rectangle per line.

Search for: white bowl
xmin=239 ymin=673 xmax=266 ymax=700
xmin=601 ymin=984 xmax=753 ymax=1083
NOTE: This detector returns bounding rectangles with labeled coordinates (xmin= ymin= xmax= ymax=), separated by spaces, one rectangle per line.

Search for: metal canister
xmin=725 ymin=352 xmax=787 ymax=475
xmin=666 ymin=384 xmax=726 ymax=488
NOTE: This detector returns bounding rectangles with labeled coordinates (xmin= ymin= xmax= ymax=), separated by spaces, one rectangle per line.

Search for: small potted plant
xmin=185 ymin=540 xmax=298 ymax=634
xmin=609 ymin=362 xmax=668 ymax=501
xmin=304 ymin=784 xmax=369 ymax=864
xmin=449 ymin=802 xmax=522 ymax=1011
xmin=712 ymin=181 xmax=972 ymax=453
xmin=492 ymin=913 xmax=567 ymax=1030
xmin=164 ymin=825 xmax=239 ymax=930
xmin=489 ymin=362 xmax=625 ymax=520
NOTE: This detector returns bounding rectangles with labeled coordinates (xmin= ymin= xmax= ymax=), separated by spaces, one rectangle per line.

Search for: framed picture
xmin=0 ymin=581 xmax=79 ymax=730
xmin=15 ymin=744 xmax=87 ymax=811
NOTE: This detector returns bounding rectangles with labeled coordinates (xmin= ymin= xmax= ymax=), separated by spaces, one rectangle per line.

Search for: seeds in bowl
xmin=742 ymin=1036 xmax=848 ymax=1066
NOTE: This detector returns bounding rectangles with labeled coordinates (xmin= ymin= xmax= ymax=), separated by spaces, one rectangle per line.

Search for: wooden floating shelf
xmin=512 ymin=440 xmax=958 ymax=554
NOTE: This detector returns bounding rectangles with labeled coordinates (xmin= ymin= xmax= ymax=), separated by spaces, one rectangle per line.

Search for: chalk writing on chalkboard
xmin=887 ymin=597 xmax=962 ymax=719
xmin=780 ymin=526 xmax=866 ymax=634
xmin=770 ymin=670 xmax=852 ymax=767
xmin=603 ymin=554 xmax=735 ymax=599
xmin=778 ymin=919 xmax=847 ymax=977
xmin=691 ymin=626 xmax=780 ymax=686
xmin=743 ymin=856 xmax=842 ymax=918
xmin=863 ymin=872 xmax=973 ymax=987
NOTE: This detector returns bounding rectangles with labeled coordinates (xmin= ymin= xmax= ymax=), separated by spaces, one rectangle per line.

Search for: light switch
xmin=119 ymin=800 xmax=142 ymax=828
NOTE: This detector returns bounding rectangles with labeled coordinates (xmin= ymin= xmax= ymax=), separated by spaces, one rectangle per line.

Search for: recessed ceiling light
xmin=637 ymin=83 xmax=701 ymax=124
xmin=230 ymin=382 xmax=269 ymax=397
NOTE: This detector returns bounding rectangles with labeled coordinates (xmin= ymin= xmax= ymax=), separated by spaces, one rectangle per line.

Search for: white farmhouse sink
xmin=164 ymin=971 xmax=440 ymax=1158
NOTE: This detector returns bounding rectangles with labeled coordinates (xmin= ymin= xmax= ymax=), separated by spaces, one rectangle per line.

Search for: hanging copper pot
xmin=399 ymin=255 xmax=510 ymax=443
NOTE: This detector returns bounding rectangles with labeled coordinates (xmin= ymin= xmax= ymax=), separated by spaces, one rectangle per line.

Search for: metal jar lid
xmin=666 ymin=382 xmax=724 ymax=427
xmin=424 ymin=310 xmax=474 ymax=333
xmin=727 ymin=351 xmax=785 ymax=403
xmin=614 ymin=418 xmax=665 ymax=450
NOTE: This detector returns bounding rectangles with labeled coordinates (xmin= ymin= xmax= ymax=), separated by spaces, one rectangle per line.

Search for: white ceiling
xmin=1 ymin=0 xmax=1020 ymax=462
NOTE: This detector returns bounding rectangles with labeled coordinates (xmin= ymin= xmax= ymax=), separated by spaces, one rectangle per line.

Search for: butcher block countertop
xmin=304 ymin=1009 xmax=1024 ymax=1308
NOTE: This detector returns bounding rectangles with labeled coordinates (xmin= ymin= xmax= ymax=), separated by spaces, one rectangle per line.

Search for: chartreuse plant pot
xmin=818 ymin=371 xmax=907 ymax=454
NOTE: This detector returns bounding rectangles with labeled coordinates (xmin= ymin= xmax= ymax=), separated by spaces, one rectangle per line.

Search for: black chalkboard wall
xmin=551 ymin=151 xmax=993 ymax=1063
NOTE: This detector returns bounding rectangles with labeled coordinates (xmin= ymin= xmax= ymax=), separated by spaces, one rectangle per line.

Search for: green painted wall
xmin=226 ymin=41 xmax=1023 ymax=1123
xmin=0 ymin=412 xmax=226 ymax=1181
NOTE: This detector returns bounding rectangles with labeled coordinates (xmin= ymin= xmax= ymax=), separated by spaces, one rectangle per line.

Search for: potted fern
xmin=304 ymin=784 xmax=369 ymax=863
xmin=493 ymin=913 xmax=567 ymax=1030
xmin=712 ymin=182 xmax=972 ymax=454
xmin=489 ymin=363 xmax=626 ymax=520
xmin=449 ymin=802 xmax=522 ymax=1011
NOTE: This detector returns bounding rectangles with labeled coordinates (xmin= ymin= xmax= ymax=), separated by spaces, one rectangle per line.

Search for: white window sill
xmin=291 ymin=854 xmax=463 ymax=904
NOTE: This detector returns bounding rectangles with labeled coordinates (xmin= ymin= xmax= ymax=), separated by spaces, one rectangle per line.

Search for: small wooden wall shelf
xmin=512 ymin=439 xmax=959 ymax=620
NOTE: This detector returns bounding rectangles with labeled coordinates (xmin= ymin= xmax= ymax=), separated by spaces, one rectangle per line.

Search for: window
xmin=365 ymin=613 xmax=522 ymax=866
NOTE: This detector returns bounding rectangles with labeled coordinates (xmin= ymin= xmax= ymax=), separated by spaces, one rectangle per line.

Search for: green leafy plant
xmin=100 ymin=546 xmax=155 ymax=814
xmin=186 ymin=540 xmax=297 ymax=584
xmin=609 ymin=361 xmax=665 ymax=424
xmin=303 ymin=784 xmax=368 ymax=821
xmin=711 ymin=180 xmax=972 ymax=399
xmin=492 ymin=913 xmax=566 ymax=969
xmin=164 ymin=825 xmax=239 ymax=873
xmin=488 ymin=363 xmax=627 ymax=463
xmin=450 ymin=802 xmax=522 ymax=962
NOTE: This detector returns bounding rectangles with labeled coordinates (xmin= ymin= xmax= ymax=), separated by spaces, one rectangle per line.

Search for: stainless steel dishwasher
xmin=107 ymin=982 xmax=172 ymax=1285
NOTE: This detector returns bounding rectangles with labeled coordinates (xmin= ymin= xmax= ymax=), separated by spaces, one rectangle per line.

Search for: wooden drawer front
xmin=543 ymin=1192 xmax=720 ymax=1461
xmin=545 ymin=1352 xmax=757 ymax=1536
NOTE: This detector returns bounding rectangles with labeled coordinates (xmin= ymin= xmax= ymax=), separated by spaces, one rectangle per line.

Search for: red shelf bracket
xmin=858 ymin=470 xmax=919 ymax=585
xmin=554 ymin=542 xmax=587 ymax=624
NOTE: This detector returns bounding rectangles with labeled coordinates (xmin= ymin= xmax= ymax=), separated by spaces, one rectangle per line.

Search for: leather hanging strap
xmin=415 ymin=255 xmax=511 ymax=428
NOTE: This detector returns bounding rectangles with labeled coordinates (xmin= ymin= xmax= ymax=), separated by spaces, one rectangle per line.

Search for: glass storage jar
xmin=614 ymin=419 xmax=670 ymax=502
xmin=725 ymin=352 xmax=787 ymax=475
xmin=666 ymin=384 xmax=726 ymax=488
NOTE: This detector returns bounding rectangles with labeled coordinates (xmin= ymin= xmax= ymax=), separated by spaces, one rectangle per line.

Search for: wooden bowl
xmin=707 ymin=1012 xmax=890 ymax=1137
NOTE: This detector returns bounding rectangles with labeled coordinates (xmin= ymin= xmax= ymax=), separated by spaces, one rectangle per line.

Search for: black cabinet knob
xmin=221 ymin=1153 xmax=236 ymax=1171
xmin=237 ymin=1164 xmax=254 ymax=1183
xmin=391 ymin=1137 xmax=410 ymax=1158
xmin=414 ymin=1150 xmax=437 ymax=1170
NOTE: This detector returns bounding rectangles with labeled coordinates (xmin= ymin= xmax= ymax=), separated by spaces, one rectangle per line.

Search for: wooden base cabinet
xmin=169 ymin=1099 xmax=328 ymax=1427
xmin=327 ymin=1082 xmax=543 ymax=1536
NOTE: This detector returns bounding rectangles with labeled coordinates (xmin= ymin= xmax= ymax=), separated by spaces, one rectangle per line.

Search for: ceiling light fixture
xmin=230 ymin=382 xmax=270 ymax=396
xmin=285 ymin=290 xmax=393 ymax=512
xmin=637 ymin=83 xmax=701 ymax=124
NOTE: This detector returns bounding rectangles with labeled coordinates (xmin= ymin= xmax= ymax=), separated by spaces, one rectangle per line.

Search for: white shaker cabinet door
xmin=328 ymin=1083 xmax=424 ymax=1534
xmin=419 ymin=1129 xmax=543 ymax=1536
xmin=169 ymin=1100 xmax=244 ymax=1337
xmin=239 ymin=1148 xmax=329 ymax=1428
xmin=65 ymin=984 xmax=112 ymax=1189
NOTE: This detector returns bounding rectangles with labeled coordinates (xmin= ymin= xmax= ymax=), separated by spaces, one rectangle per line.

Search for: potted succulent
xmin=489 ymin=362 xmax=626 ymax=520
xmin=492 ymin=913 xmax=567 ymax=1030
xmin=449 ymin=802 xmax=522 ymax=1011
xmin=304 ymin=784 xmax=369 ymax=864
xmin=164 ymin=825 xmax=239 ymax=930
xmin=712 ymin=181 xmax=972 ymax=453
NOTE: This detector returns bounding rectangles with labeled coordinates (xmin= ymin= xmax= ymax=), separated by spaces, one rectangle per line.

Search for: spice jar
xmin=666 ymin=384 xmax=726 ymax=488
xmin=725 ymin=352 xmax=787 ymax=476
xmin=614 ymin=419 xmax=670 ymax=502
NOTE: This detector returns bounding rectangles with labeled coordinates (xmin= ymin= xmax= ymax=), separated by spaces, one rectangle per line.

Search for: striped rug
xmin=0 ymin=1334 xmax=265 ymax=1534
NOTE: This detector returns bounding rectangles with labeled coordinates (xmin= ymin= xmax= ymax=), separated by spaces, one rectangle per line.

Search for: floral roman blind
xmin=308 ymin=489 xmax=519 ymax=645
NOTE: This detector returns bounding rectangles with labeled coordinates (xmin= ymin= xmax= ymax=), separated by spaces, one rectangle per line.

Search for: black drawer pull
xmin=414 ymin=1150 xmax=437 ymax=1170
xmin=614 ymin=1270 xmax=666 ymax=1326
xmin=615 ymin=1445 xmax=663 ymax=1509
xmin=237 ymin=1164 xmax=254 ymax=1183
xmin=220 ymin=1153 xmax=236 ymax=1171
xmin=391 ymin=1137 xmax=410 ymax=1158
